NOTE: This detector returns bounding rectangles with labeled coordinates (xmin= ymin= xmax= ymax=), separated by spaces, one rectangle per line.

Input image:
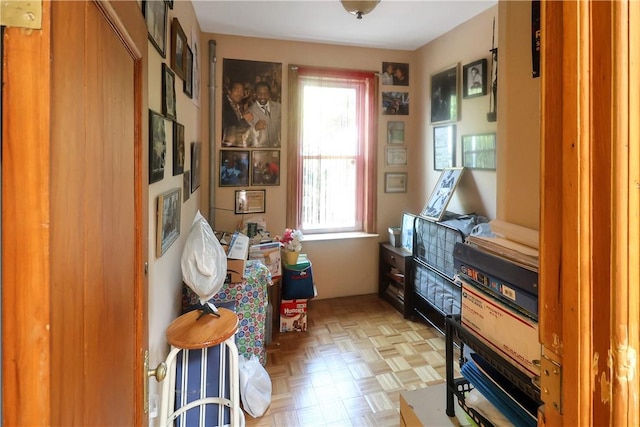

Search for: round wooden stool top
xmin=166 ymin=308 xmax=239 ymax=350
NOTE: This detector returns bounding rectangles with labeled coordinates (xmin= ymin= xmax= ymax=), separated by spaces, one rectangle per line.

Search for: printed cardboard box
xmin=280 ymin=299 xmax=308 ymax=332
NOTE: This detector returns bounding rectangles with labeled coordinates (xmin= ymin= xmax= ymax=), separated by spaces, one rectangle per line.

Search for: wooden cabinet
xmin=379 ymin=242 xmax=413 ymax=318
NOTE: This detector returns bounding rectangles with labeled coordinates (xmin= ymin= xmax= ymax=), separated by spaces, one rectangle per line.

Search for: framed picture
xmin=384 ymin=172 xmax=408 ymax=193
xmin=430 ymin=63 xmax=459 ymax=124
xmin=148 ymin=109 xmax=168 ymax=184
xmin=156 ymin=187 xmax=181 ymax=257
xmin=143 ymin=0 xmax=167 ymax=58
xmin=190 ymin=142 xmax=201 ymax=193
xmin=183 ymin=45 xmax=193 ymax=98
xmin=463 ymin=58 xmax=488 ymax=99
xmin=386 ymin=147 xmax=407 ymax=166
xmin=235 ymin=190 xmax=266 ymax=214
xmin=170 ymin=17 xmax=187 ymax=80
xmin=382 ymin=91 xmax=409 ymax=115
xmin=165 ymin=0 xmax=173 ymax=9
xmin=220 ymin=150 xmax=250 ymax=187
xmin=172 ymin=122 xmax=185 ymax=175
xmin=400 ymin=211 xmax=417 ymax=253
xmin=433 ymin=124 xmax=456 ymax=170
xmin=387 ymin=121 xmax=405 ymax=144
xmin=251 ymin=150 xmax=280 ymax=186
xmin=462 ymin=133 xmax=497 ymax=170
xmin=162 ymin=63 xmax=176 ymax=120
xmin=381 ymin=62 xmax=409 ymax=86
xmin=183 ymin=171 xmax=190 ymax=202
xmin=421 ymin=167 xmax=465 ymax=221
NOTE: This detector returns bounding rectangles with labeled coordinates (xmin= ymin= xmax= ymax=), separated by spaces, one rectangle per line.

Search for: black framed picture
xmin=143 ymin=0 xmax=167 ymax=58
xmin=171 ymin=17 xmax=187 ymax=80
xmin=172 ymin=122 xmax=185 ymax=175
xmin=156 ymin=187 xmax=181 ymax=257
xmin=430 ymin=64 xmax=459 ymax=124
xmin=463 ymin=59 xmax=488 ymax=99
xmin=382 ymin=91 xmax=409 ymax=115
xmin=381 ymin=62 xmax=409 ymax=86
xmin=433 ymin=124 xmax=456 ymax=171
xmin=220 ymin=150 xmax=250 ymax=187
xmin=162 ymin=63 xmax=176 ymax=120
xmin=148 ymin=109 xmax=168 ymax=184
xmin=191 ymin=142 xmax=201 ymax=193
xmin=183 ymin=45 xmax=193 ymax=98
xmin=251 ymin=150 xmax=280 ymax=186
xmin=183 ymin=171 xmax=190 ymax=202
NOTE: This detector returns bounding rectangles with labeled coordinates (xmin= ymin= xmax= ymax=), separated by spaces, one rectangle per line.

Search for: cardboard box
xmin=280 ymin=299 xmax=308 ymax=332
xmin=249 ymin=241 xmax=282 ymax=278
xmin=225 ymin=258 xmax=246 ymax=284
xmin=461 ymin=280 xmax=540 ymax=377
xmin=399 ymin=384 xmax=473 ymax=427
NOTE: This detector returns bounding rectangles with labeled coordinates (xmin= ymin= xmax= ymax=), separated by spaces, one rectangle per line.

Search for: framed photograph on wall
xmin=382 ymin=91 xmax=409 ymax=115
xmin=381 ymin=62 xmax=409 ymax=86
xmin=463 ymin=58 xmax=488 ymax=99
xmin=420 ymin=167 xmax=465 ymax=221
xmin=386 ymin=147 xmax=408 ymax=166
xmin=162 ymin=63 xmax=176 ymax=120
xmin=251 ymin=150 xmax=280 ymax=186
xmin=172 ymin=122 xmax=185 ymax=175
xmin=191 ymin=142 xmax=201 ymax=193
xmin=433 ymin=124 xmax=456 ymax=170
xmin=148 ymin=109 xmax=168 ymax=184
xmin=183 ymin=171 xmax=190 ymax=202
xmin=384 ymin=172 xmax=408 ymax=193
xmin=143 ymin=0 xmax=167 ymax=58
xmin=401 ymin=211 xmax=417 ymax=253
xmin=430 ymin=63 xmax=459 ymax=124
xmin=462 ymin=133 xmax=496 ymax=170
xmin=156 ymin=187 xmax=181 ymax=257
xmin=387 ymin=121 xmax=405 ymax=144
xmin=235 ymin=190 xmax=266 ymax=214
xmin=170 ymin=17 xmax=187 ymax=80
xmin=220 ymin=150 xmax=249 ymax=187
xmin=183 ymin=45 xmax=193 ymax=98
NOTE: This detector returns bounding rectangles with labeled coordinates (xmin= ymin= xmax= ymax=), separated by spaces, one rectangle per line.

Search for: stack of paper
xmin=467 ymin=220 xmax=539 ymax=271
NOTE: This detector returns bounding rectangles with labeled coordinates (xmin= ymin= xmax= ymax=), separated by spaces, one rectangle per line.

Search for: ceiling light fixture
xmin=341 ymin=0 xmax=380 ymax=20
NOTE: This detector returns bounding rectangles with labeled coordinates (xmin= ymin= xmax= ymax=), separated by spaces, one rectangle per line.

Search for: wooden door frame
xmin=1 ymin=1 xmax=148 ymax=425
xmin=540 ymin=1 xmax=640 ymax=425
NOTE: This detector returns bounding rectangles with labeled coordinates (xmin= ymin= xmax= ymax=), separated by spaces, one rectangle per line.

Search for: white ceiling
xmin=192 ymin=0 xmax=497 ymax=51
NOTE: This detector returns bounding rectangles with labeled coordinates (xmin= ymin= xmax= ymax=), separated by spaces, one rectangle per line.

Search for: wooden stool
xmin=160 ymin=308 xmax=245 ymax=426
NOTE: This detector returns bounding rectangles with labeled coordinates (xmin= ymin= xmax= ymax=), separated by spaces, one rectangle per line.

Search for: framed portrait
xmin=220 ymin=150 xmax=250 ymax=187
xmin=183 ymin=171 xmax=190 ymax=202
xmin=381 ymin=62 xmax=409 ymax=86
xmin=162 ymin=63 xmax=176 ymax=120
xmin=172 ymin=122 xmax=185 ymax=175
xmin=143 ymin=0 xmax=167 ymax=58
xmin=171 ymin=17 xmax=187 ymax=80
xmin=386 ymin=147 xmax=407 ymax=166
xmin=235 ymin=190 xmax=266 ymax=214
xmin=183 ymin=45 xmax=193 ymax=98
xmin=190 ymin=27 xmax=201 ymax=107
xmin=382 ymin=91 xmax=409 ymax=115
xmin=148 ymin=109 xmax=168 ymax=184
xmin=251 ymin=150 xmax=280 ymax=186
xmin=384 ymin=172 xmax=408 ymax=193
xmin=387 ymin=121 xmax=405 ymax=144
xmin=433 ymin=124 xmax=456 ymax=171
xmin=421 ymin=167 xmax=465 ymax=221
xmin=430 ymin=63 xmax=459 ymax=124
xmin=190 ymin=142 xmax=201 ymax=193
xmin=156 ymin=187 xmax=181 ymax=257
xmin=401 ymin=211 xmax=417 ymax=253
xmin=462 ymin=133 xmax=496 ymax=170
xmin=463 ymin=58 xmax=488 ymax=99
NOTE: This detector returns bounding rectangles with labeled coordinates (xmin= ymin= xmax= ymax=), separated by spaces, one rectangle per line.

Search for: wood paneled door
xmin=2 ymin=1 xmax=149 ymax=425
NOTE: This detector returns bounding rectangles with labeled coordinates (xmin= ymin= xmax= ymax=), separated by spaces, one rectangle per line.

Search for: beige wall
xmin=146 ymin=1 xmax=202 ymax=421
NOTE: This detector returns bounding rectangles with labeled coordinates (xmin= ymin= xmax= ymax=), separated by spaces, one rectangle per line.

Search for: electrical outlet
xmin=149 ymin=393 xmax=159 ymax=419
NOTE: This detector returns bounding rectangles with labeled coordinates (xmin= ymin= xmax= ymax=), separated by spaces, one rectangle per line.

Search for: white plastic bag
xmin=181 ymin=211 xmax=227 ymax=307
xmin=238 ymin=355 xmax=272 ymax=418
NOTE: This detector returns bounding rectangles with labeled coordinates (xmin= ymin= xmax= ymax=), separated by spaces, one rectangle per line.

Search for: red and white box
xmin=280 ymin=299 xmax=308 ymax=332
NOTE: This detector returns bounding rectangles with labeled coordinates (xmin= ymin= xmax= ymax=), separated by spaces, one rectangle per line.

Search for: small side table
xmin=160 ymin=308 xmax=245 ymax=426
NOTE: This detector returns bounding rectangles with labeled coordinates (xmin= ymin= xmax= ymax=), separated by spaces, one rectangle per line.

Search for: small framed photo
xmin=401 ymin=211 xmax=417 ymax=253
xmin=386 ymin=147 xmax=407 ymax=166
xmin=433 ymin=124 xmax=456 ymax=171
xmin=382 ymin=91 xmax=409 ymax=115
xmin=387 ymin=121 xmax=405 ymax=144
xmin=190 ymin=142 xmax=201 ymax=193
xmin=430 ymin=63 xmax=459 ymax=124
xmin=381 ymin=62 xmax=409 ymax=86
xmin=421 ymin=167 xmax=465 ymax=221
xmin=149 ymin=109 xmax=168 ymax=184
xmin=162 ymin=63 xmax=176 ymax=120
xmin=251 ymin=150 xmax=280 ymax=186
xmin=463 ymin=58 xmax=488 ymax=99
xmin=235 ymin=190 xmax=266 ymax=214
xmin=172 ymin=122 xmax=185 ymax=175
xmin=384 ymin=172 xmax=408 ymax=193
xmin=183 ymin=171 xmax=190 ymax=202
xmin=143 ymin=0 xmax=167 ymax=58
xmin=220 ymin=150 xmax=250 ymax=187
xmin=183 ymin=45 xmax=193 ymax=98
xmin=462 ymin=133 xmax=496 ymax=170
xmin=170 ymin=17 xmax=187 ymax=80
xmin=156 ymin=187 xmax=181 ymax=257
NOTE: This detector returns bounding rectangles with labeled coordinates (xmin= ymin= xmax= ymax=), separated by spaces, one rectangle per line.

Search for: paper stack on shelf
xmin=466 ymin=220 xmax=539 ymax=271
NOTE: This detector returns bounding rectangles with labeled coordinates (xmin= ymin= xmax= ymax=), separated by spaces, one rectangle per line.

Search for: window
xmin=288 ymin=66 xmax=378 ymax=234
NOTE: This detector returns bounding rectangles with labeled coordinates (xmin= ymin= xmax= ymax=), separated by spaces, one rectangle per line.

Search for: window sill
xmin=303 ymin=232 xmax=380 ymax=242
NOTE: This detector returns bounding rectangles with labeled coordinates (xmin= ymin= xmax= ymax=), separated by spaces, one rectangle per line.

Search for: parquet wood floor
xmin=244 ymin=294 xmax=460 ymax=426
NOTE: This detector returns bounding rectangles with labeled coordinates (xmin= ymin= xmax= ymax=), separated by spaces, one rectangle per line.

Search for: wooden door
xmin=2 ymin=1 xmax=149 ymax=425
